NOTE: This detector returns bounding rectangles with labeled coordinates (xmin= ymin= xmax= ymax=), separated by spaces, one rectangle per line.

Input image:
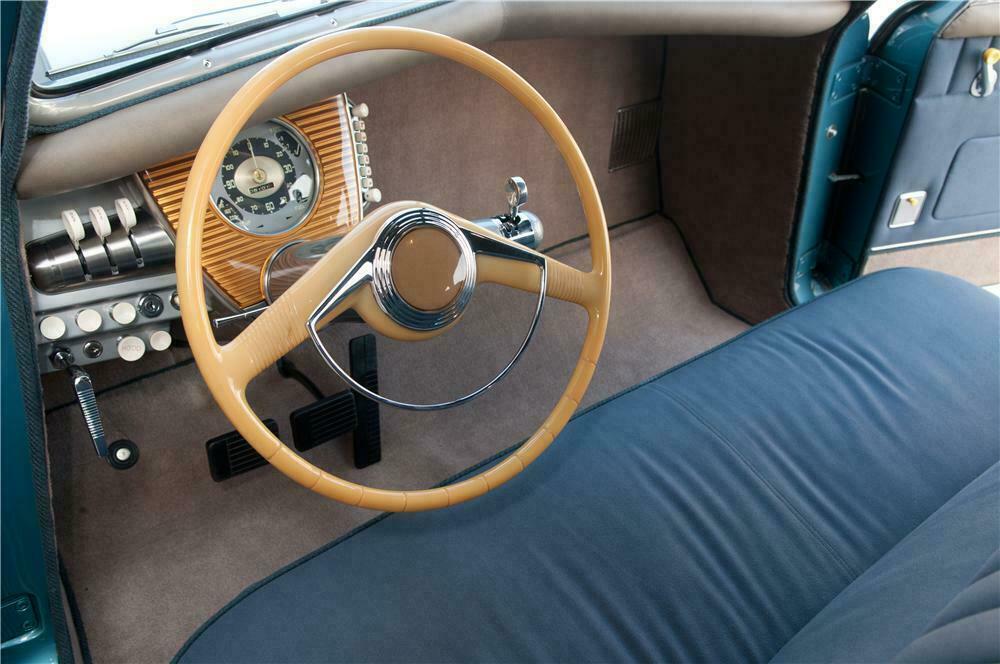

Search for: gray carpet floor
xmin=45 ymin=217 xmax=747 ymax=663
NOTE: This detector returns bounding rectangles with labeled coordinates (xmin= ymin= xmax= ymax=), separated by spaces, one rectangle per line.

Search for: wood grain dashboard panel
xmin=142 ymin=94 xmax=362 ymax=308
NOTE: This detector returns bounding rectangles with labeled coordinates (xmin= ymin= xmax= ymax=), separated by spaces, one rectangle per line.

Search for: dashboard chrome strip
xmin=869 ymin=228 xmax=1000 ymax=252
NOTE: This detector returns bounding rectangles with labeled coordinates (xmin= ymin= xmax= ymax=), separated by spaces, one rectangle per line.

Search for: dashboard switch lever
xmin=61 ymin=210 xmax=86 ymax=250
xmin=88 ymin=206 xmax=112 ymax=240
xmin=115 ymin=198 xmax=137 ymax=233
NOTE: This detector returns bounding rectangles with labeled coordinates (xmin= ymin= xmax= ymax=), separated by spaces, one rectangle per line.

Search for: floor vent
xmin=608 ymin=99 xmax=662 ymax=171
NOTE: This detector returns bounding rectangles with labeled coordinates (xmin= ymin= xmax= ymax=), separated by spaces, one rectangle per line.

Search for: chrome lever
xmin=505 ymin=176 xmax=528 ymax=218
xmin=471 ymin=177 xmax=544 ymax=249
xmin=51 ymin=348 xmax=109 ymax=459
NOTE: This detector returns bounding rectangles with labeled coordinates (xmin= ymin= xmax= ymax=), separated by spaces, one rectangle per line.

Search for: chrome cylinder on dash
xmin=261 ymin=212 xmax=545 ymax=303
xmin=262 ymin=236 xmax=342 ymax=303
xmin=26 ymin=211 xmax=174 ymax=293
xmin=470 ymin=211 xmax=543 ymax=250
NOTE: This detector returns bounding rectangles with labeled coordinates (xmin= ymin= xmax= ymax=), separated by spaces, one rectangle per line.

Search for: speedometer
xmin=210 ymin=119 xmax=319 ymax=236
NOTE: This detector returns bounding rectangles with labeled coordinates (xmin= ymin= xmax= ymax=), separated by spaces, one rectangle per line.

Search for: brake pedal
xmin=206 ymin=418 xmax=279 ymax=482
xmin=290 ymin=392 xmax=357 ymax=452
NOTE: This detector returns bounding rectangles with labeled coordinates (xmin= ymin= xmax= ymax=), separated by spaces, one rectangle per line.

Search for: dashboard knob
xmin=149 ymin=330 xmax=172 ymax=351
xmin=110 ymin=301 xmax=137 ymax=325
xmin=138 ymin=293 xmax=164 ymax=318
xmin=117 ymin=335 xmax=146 ymax=362
xmin=114 ymin=198 xmax=137 ymax=233
xmin=352 ymin=102 xmax=369 ymax=119
xmin=365 ymin=187 xmax=382 ymax=204
xmin=61 ymin=210 xmax=86 ymax=250
xmin=76 ymin=308 xmax=103 ymax=333
xmin=39 ymin=315 xmax=66 ymax=340
xmin=88 ymin=206 xmax=112 ymax=240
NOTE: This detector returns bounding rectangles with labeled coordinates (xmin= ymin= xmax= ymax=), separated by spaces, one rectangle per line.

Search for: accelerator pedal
xmin=206 ymin=418 xmax=279 ymax=482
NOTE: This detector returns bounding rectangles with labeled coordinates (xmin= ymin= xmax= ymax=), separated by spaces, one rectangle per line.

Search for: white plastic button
xmin=76 ymin=308 xmax=102 ymax=333
xmin=116 ymin=336 xmax=146 ymax=362
xmin=364 ymin=187 xmax=382 ymax=204
xmin=149 ymin=330 xmax=172 ymax=351
xmin=88 ymin=206 xmax=112 ymax=239
xmin=39 ymin=316 xmax=66 ymax=340
xmin=110 ymin=301 xmax=137 ymax=325
xmin=61 ymin=210 xmax=85 ymax=250
xmin=114 ymin=198 xmax=137 ymax=232
xmin=352 ymin=102 xmax=369 ymax=119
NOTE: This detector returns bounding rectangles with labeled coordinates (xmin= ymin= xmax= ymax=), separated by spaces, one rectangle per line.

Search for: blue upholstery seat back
xmin=177 ymin=269 xmax=1000 ymax=663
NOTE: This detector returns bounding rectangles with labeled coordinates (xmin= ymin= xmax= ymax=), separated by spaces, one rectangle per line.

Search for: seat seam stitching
xmin=768 ymin=461 xmax=1000 ymax=663
xmin=649 ymin=382 xmax=859 ymax=579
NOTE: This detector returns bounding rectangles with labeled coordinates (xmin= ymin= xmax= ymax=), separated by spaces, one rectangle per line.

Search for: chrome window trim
xmin=869 ymin=228 xmax=1000 ymax=252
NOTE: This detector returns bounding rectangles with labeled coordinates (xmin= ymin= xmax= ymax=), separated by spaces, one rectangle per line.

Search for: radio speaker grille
xmin=608 ymin=99 xmax=662 ymax=172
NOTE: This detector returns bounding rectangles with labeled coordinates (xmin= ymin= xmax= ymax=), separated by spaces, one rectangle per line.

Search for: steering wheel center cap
xmin=391 ymin=227 xmax=467 ymax=311
xmin=371 ymin=208 xmax=477 ymax=331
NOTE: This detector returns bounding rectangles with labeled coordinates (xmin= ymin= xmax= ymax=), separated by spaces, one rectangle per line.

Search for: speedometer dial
xmin=210 ymin=120 xmax=319 ymax=236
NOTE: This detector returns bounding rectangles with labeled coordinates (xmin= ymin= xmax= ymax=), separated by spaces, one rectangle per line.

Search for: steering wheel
xmin=177 ymin=27 xmax=611 ymax=511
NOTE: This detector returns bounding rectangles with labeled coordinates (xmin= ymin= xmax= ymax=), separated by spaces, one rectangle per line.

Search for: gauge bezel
xmin=209 ymin=118 xmax=322 ymax=238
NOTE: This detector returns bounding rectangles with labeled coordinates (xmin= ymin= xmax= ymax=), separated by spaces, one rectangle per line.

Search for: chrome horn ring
xmin=370 ymin=208 xmax=477 ymax=332
xmin=306 ymin=207 xmax=547 ymax=412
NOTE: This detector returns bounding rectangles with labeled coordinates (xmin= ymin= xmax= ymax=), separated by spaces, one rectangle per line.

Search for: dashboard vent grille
xmin=609 ymin=99 xmax=662 ymax=172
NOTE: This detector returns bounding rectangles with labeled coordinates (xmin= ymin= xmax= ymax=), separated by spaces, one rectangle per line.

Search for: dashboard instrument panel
xmin=142 ymin=94 xmax=362 ymax=308
xmin=212 ymin=119 xmax=320 ymax=236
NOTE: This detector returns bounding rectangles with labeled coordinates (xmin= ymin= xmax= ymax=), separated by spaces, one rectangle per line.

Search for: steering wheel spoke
xmin=219 ymin=207 xmax=399 ymax=387
xmin=461 ymin=224 xmax=600 ymax=313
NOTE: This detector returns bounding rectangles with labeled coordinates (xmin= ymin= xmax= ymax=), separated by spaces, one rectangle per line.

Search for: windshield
xmin=36 ymin=0 xmax=338 ymax=92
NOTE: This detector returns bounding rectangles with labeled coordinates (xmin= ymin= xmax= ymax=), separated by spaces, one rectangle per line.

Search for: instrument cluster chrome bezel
xmin=208 ymin=118 xmax=321 ymax=238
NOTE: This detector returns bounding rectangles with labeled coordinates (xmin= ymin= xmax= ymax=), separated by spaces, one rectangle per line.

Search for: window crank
xmin=971 ymin=47 xmax=999 ymax=98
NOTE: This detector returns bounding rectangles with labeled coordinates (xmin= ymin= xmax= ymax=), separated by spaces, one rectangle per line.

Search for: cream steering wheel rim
xmin=177 ymin=27 xmax=612 ymax=512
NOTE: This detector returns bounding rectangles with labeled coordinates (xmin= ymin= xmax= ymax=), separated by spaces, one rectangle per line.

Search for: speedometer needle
xmin=246 ymin=139 xmax=267 ymax=184
xmin=246 ymin=139 xmax=259 ymax=168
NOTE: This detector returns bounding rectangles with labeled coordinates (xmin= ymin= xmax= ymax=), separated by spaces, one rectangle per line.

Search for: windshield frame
xmin=32 ymin=0 xmax=350 ymax=96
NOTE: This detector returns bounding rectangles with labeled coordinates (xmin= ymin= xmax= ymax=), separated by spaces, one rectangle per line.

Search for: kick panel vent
xmin=608 ymin=99 xmax=662 ymax=172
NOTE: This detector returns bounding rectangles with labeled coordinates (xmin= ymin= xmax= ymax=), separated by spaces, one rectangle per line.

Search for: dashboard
xmin=23 ymin=93 xmax=377 ymax=371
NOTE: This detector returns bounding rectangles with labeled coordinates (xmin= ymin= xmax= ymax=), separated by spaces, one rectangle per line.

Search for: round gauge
xmin=210 ymin=120 xmax=319 ymax=236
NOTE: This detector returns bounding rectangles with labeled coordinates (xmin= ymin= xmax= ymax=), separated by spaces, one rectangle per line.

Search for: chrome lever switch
xmin=506 ymin=176 xmax=528 ymax=218
xmin=51 ymin=348 xmax=109 ymax=459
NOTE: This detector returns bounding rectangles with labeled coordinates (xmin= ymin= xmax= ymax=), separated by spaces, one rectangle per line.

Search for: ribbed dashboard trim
xmin=142 ymin=94 xmax=361 ymax=307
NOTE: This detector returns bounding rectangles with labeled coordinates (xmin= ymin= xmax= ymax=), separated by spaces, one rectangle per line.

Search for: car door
xmin=793 ymin=0 xmax=1000 ymax=300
